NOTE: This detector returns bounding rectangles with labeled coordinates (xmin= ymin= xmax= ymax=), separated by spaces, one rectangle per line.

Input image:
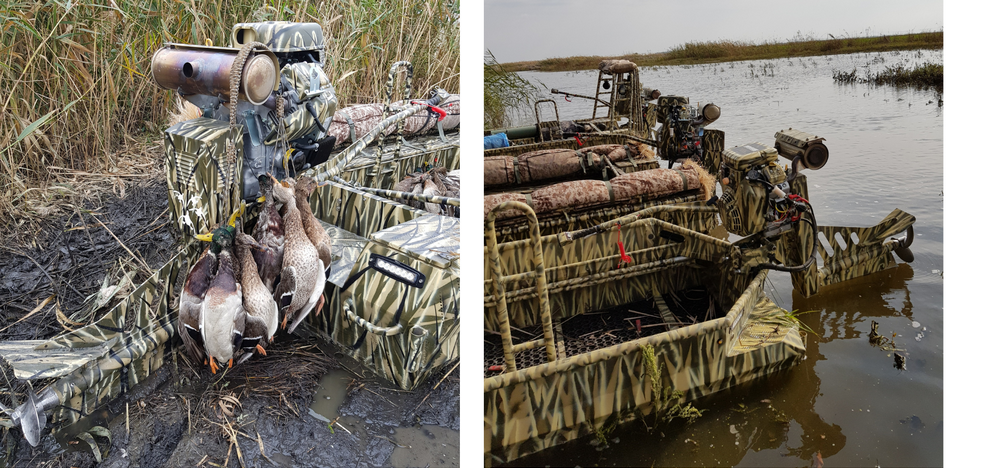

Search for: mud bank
xmin=5 ymin=335 xmax=459 ymax=467
xmin=1 ymin=178 xmax=460 ymax=467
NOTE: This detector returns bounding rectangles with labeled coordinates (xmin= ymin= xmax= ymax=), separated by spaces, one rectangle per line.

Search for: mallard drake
xmin=253 ymin=174 xmax=285 ymax=293
xmin=179 ymin=237 xmax=220 ymax=364
xmin=269 ymin=175 xmax=325 ymax=333
xmin=233 ymin=229 xmax=279 ymax=363
xmin=294 ymin=176 xmax=332 ymax=272
xmin=198 ymin=226 xmax=246 ymax=373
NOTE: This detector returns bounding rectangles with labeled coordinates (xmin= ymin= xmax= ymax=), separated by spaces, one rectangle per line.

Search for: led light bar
xmin=369 ymin=254 xmax=426 ymax=288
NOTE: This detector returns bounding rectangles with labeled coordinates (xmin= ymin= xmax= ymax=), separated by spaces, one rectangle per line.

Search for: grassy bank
xmin=834 ymin=62 xmax=943 ymax=91
xmin=503 ymin=31 xmax=943 ymax=72
xmin=0 ymin=0 xmax=459 ymax=232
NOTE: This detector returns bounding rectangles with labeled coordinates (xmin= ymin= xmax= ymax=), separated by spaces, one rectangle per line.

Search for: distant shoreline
xmin=502 ymin=31 xmax=943 ymax=73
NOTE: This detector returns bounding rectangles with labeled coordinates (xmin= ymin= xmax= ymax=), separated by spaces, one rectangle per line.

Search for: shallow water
xmin=389 ymin=424 xmax=461 ymax=467
xmin=309 ymin=364 xmax=460 ymax=467
xmin=507 ymin=50 xmax=943 ymax=467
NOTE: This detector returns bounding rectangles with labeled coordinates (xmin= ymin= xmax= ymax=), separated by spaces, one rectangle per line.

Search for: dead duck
xmin=294 ymin=176 xmax=332 ymax=272
xmin=233 ymin=229 xmax=279 ymax=363
xmin=179 ymin=232 xmax=224 ymax=364
xmin=198 ymin=226 xmax=246 ymax=373
xmin=253 ymin=174 xmax=285 ymax=293
xmin=269 ymin=175 xmax=325 ymax=333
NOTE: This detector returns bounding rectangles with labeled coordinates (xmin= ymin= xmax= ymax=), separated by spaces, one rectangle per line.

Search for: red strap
xmin=616 ymin=224 xmax=632 ymax=268
xmin=410 ymin=101 xmax=448 ymax=121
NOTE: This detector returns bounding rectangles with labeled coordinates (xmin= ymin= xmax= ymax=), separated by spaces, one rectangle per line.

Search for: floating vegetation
xmin=833 ymin=62 xmax=943 ymax=92
xmin=894 ymin=352 xmax=907 ymax=371
xmin=868 ymin=321 xmax=909 ymax=371
xmin=589 ymin=415 xmax=619 ymax=448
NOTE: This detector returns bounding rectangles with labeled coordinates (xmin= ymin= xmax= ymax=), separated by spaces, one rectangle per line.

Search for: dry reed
xmin=0 ymin=0 xmax=460 ymax=231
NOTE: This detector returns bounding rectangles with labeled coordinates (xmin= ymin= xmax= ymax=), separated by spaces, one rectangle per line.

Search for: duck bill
xmin=228 ymin=201 xmax=246 ymax=227
xmin=195 ymin=233 xmax=214 ymax=242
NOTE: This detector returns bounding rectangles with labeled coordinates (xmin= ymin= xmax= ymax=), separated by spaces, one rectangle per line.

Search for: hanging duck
xmin=198 ymin=226 xmax=246 ymax=373
xmin=233 ymin=228 xmax=279 ymax=363
xmin=269 ymin=175 xmax=325 ymax=333
xmin=295 ymin=176 xmax=332 ymax=272
xmin=253 ymin=174 xmax=285 ymax=293
xmin=179 ymin=205 xmax=242 ymax=365
xmin=179 ymin=233 xmax=221 ymax=363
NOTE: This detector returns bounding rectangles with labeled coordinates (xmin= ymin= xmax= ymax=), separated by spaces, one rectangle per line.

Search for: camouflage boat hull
xmin=484 ymin=270 xmax=805 ymax=463
xmin=482 ymin=199 xmax=807 ymax=462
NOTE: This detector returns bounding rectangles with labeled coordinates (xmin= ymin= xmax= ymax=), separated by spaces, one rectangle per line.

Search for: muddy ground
xmin=0 ymin=179 xmax=460 ymax=467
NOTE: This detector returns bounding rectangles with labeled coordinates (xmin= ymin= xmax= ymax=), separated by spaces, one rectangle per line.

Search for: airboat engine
xmin=774 ymin=128 xmax=829 ymax=173
xmin=657 ymin=95 xmax=722 ymax=168
xmin=716 ymin=142 xmax=791 ymax=237
xmin=153 ymin=22 xmax=339 ymax=236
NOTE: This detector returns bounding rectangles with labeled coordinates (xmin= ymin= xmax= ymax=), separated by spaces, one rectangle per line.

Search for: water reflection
xmin=797 ymin=264 xmax=915 ymax=343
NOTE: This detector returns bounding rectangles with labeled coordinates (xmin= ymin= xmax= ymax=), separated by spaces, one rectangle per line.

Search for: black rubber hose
xmin=758 ymin=202 xmax=819 ymax=273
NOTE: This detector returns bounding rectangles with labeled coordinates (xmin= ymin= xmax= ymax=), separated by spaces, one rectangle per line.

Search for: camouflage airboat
xmin=483 ymin=60 xmax=914 ymax=462
xmin=0 ymin=22 xmax=460 ymax=447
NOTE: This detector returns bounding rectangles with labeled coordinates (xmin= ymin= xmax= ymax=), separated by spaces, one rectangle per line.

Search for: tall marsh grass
xmin=484 ymin=50 xmax=537 ymax=129
xmin=0 ymin=0 xmax=459 ymax=228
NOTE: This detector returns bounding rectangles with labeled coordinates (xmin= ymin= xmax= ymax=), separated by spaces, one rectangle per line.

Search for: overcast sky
xmin=485 ymin=0 xmax=943 ymax=63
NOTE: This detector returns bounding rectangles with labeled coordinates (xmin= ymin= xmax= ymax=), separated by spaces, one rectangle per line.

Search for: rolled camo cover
xmin=484 ymin=144 xmax=636 ymax=187
xmin=598 ymin=59 xmax=637 ymax=73
xmin=326 ymin=94 xmax=460 ymax=145
xmin=484 ymin=165 xmax=701 ymax=220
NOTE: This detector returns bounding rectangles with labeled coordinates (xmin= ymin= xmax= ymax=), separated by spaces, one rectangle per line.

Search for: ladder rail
xmin=485 ymin=201 xmax=557 ymax=372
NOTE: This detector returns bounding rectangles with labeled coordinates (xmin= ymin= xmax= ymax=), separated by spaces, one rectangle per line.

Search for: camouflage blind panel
xmin=484 ymin=206 xmax=730 ymax=331
xmin=0 ymin=242 xmax=199 ymax=434
xmin=232 ymin=22 xmax=325 ymax=54
xmin=164 ymin=117 xmax=243 ymax=236
xmin=330 ymin=132 xmax=460 ymax=189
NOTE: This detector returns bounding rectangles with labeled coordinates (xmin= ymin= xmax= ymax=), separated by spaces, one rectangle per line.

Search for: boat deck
xmin=484 ymin=288 xmax=718 ymax=377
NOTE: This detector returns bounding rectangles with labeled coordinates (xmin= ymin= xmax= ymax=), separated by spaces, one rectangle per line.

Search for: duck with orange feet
xmin=269 ymin=175 xmax=325 ymax=334
xmin=233 ymin=228 xmax=280 ymax=363
xmin=197 ymin=226 xmax=247 ymax=373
